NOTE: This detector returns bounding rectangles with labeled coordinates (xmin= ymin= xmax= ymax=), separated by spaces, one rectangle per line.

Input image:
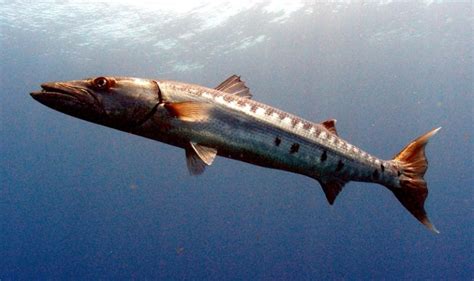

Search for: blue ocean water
xmin=1 ymin=2 xmax=472 ymax=280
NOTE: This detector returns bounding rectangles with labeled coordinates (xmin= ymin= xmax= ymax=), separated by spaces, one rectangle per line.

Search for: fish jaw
xmin=31 ymin=81 xmax=106 ymax=123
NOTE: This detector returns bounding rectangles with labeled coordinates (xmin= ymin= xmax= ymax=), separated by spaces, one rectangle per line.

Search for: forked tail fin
xmin=387 ymin=127 xmax=441 ymax=233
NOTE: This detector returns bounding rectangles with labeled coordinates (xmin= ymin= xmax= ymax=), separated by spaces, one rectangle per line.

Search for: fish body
xmin=31 ymin=75 xmax=440 ymax=232
xmin=144 ymin=80 xmax=388 ymax=182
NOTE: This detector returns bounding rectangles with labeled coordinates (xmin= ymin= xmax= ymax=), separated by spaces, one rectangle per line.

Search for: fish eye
xmin=93 ymin=77 xmax=110 ymax=90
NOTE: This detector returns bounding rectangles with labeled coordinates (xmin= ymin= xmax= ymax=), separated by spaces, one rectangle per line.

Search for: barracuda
xmin=31 ymin=75 xmax=440 ymax=232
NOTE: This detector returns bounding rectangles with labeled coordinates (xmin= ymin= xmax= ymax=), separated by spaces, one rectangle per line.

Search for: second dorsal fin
xmin=321 ymin=119 xmax=338 ymax=136
xmin=215 ymin=75 xmax=252 ymax=99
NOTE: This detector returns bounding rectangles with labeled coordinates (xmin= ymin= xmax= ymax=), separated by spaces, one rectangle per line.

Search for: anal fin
xmin=318 ymin=178 xmax=347 ymax=205
xmin=185 ymin=142 xmax=218 ymax=175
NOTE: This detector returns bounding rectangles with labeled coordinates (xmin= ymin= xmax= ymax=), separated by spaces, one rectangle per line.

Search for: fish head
xmin=31 ymin=77 xmax=160 ymax=130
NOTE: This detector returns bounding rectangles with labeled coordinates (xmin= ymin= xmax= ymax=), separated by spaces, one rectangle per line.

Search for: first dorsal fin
xmin=185 ymin=142 xmax=218 ymax=175
xmin=321 ymin=119 xmax=338 ymax=136
xmin=318 ymin=177 xmax=347 ymax=205
xmin=215 ymin=75 xmax=252 ymax=99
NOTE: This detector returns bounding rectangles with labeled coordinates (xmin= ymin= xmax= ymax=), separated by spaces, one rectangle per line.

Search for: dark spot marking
xmin=265 ymin=107 xmax=275 ymax=115
xmin=373 ymin=169 xmax=380 ymax=180
xmin=303 ymin=122 xmax=312 ymax=130
xmin=279 ymin=112 xmax=288 ymax=120
xmin=237 ymin=99 xmax=247 ymax=107
xmin=290 ymin=143 xmax=300 ymax=154
xmin=291 ymin=118 xmax=299 ymax=128
xmin=340 ymin=141 xmax=347 ymax=150
xmin=336 ymin=160 xmax=344 ymax=172
xmin=397 ymin=170 xmax=402 ymax=177
xmin=223 ymin=95 xmax=234 ymax=102
xmin=320 ymin=151 xmax=327 ymax=162
xmin=380 ymin=163 xmax=385 ymax=172
xmin=274 ymin=137 xmax=281 ymax=146
xmin=251 ymin=104 xmax=259 ymax=113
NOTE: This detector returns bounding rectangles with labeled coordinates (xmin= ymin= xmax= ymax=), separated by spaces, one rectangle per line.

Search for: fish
xmin=31 ymin=75 xmax=440 ymax=232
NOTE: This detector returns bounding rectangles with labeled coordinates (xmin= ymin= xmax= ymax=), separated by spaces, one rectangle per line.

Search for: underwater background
xmin=1 ymin=1 xmax=472 ymax=280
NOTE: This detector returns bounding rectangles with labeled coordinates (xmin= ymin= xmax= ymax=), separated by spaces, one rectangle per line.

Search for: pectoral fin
xmin=164 ymin=102 xmax=212 ymax=122
xmin=185 ymin=142 xmax=218 ymax=175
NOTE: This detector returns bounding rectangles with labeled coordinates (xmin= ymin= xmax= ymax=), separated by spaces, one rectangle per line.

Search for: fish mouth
xmin=30 ymin=82 xmax=105 ymax=120
xmin=31 ymin=82 xmax=95 ymax=103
